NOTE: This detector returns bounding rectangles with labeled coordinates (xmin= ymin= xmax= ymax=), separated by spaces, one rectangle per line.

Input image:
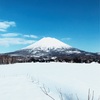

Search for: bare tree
xmin=88 ymin=89 xmax=94 ymax=100
xmin=56 ymin=88 xmax=63 ymax=100
xmin=40 ymin=84 xmax=56 ymax=100
xmin=29 ymin=76 xmax=99 ymax=100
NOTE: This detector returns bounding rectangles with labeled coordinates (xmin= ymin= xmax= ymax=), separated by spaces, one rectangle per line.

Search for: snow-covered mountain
xmin=24 ymin=37 xmax=71 ymax=50
xmin=8 ymin=37 xmax=83 ymax=57
xmin=2 ymin=37 xmax=99 ymax=64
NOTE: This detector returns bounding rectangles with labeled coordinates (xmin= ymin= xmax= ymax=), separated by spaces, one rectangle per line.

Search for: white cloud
xmin=24 ymin=34 xmax=38 ymax=38
xmin=0 ymin=21 xmax=16 ymax=32
xmin=0 ymin=38 xmax=35 ymax=47
xmin=0 ymin=33 xmax=38 ymax=39
xmin=0 ymin=33 xmax=19 ymax=37
xmin=0 ymin=33 xmax=38 ymax=47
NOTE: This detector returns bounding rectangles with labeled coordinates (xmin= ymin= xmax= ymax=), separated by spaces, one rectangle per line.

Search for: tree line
xmin=0 ymin=54 xmax=100 ymax=64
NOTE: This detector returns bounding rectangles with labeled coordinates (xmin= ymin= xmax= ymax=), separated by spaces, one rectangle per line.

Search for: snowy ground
xmin=0 ymin=62 xmax=100 ymax=100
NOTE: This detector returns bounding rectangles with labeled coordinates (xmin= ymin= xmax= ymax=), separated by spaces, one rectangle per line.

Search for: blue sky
xmin=0 ymin=0 xmax=99 ymax=53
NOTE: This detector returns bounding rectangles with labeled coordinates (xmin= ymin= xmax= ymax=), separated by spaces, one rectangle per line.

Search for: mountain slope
xmin=24 ymin=37 xmax=71 ymax=50
xmin=8 ymin=37 xmax=82 ymax=57
xmin=2 ymin=37 xmax=99 ymax=64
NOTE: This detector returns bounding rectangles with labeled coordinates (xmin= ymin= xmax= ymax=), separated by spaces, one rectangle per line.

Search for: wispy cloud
xmin=24 ymin=34 xmax=38 ymax=38
xmin=0 ymin=33 xmax=38 ymax=38
xmin=0 ymin=21 xmax=16 ymax=32
xmin=0 ymin=33 xmax=19 ymax=37
xmin=0 ymin=32 xmax=38 ymax=47
xmin=0 ymin=37 xmax=35 ymax=47
xmin=0 ymin=20 xmax=38 ymax=47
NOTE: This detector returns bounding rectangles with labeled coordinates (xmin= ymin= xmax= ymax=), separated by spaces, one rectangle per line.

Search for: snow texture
xmin=24 ymin=37 xmax=71 ymax=50
xmin=0 ymin=62 xmax=100 ymax=100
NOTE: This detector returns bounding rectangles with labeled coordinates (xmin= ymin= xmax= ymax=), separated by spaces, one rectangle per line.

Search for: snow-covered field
xmin=0 ymin=62 xmax=100 ymax=100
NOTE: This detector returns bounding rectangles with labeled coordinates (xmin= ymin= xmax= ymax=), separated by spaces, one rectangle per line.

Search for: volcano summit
xmin=24 ymin=37 xmax=71 ymax=50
